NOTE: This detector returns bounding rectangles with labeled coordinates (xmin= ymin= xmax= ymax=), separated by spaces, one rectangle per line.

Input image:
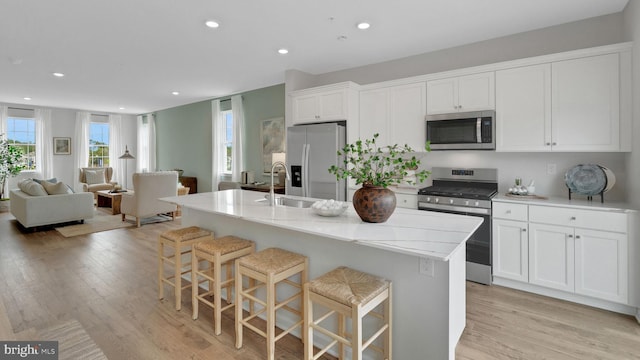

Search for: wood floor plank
xmin=1 ymin=211 xmax=638 ymax=359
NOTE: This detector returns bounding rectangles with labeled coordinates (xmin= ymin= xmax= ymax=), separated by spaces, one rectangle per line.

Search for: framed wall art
xmin=260 ymin=117 xmax=285 ymax=174
xmin=53 ymin=137 xmax=71 ymax=155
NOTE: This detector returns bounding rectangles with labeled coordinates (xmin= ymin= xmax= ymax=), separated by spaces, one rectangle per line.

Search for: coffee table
xmin=96 ymin=190 xmax=129 ymax=215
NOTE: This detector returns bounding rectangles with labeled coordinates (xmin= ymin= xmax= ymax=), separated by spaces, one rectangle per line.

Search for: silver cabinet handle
xmin=546 ymin=142 xmax=551 ymax=146
xmin=522 ymin=228 xmax=527 ymax=232
xmin=570 ymin=216 xmax=576 ymax=220
xmin=553 ymin=142 xmax=557 ymax=145
xmin=568 ymin=234 xmax=574 ymax=238
xmin=506 ymin=210 xmax=512 ymax=214
xmin=576 ymin=235 xmax=581 ymax=239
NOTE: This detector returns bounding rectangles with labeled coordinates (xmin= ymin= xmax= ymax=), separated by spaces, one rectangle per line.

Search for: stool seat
xmin=307 ymin=266 xmax=389 ymax=307
xmin=195 ymin=235 xmax=254 ymax=256
xmin=161 ymin=226 xmax=212 ymax=242
xmin=238 ymin=247 xmax=307 ymax=275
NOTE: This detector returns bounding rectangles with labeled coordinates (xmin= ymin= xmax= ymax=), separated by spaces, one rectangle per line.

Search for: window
xmin=222 ymin=110 xmax=233 ymax=174
xmin=6 ymin=117 xmax=36 ymax=170
xmin=89 ymin=122 xmax=110 ymax=167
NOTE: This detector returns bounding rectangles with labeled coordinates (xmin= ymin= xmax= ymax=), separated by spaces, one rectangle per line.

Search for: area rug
xmin=55 ymin=212 xmax=133 ymax=237
xmin=38 ymin=319 xmax=107 ymax=360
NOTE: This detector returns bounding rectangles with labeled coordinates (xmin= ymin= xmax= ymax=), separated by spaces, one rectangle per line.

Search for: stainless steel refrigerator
xmin=286 ymin=122 xmax=346 ymax=201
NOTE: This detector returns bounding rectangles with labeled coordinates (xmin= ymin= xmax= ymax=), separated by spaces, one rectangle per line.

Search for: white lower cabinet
xmin=528 ymin=223 xmax=575 ymax=292
xmin=492 ymin=219 xmax=528 ymax=282
xmin=492 ymin=200 xmax=633 ymax=309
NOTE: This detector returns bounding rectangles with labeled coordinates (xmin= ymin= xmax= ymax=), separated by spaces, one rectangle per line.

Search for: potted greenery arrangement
xmin=0 ymin=134 xmax=25 ymax=211
xmin=329 ymin=133 xmax=430 ymax=223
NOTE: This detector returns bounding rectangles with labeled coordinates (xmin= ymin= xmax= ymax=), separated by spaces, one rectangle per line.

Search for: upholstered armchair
xmin=79 ymin=167 xmax=116 ymax=197
xmin=120 ymin=172 xmax=178 ymax=227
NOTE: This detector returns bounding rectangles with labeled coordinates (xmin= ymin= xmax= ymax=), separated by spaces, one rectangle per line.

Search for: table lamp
xmin=119 ymin=145 xmax=135 ymax=190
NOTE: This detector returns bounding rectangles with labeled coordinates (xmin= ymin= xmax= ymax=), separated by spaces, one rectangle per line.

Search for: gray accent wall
xmin=154 ymin=84 xmax=284 ymax=192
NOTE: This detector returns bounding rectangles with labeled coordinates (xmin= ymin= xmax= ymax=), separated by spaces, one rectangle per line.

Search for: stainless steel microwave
xmin=425 ymin=110 xmax=495 ymax=150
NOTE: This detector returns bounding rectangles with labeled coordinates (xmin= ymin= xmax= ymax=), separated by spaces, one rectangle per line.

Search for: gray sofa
xmin=10 ymin=189 xmax=94 ymax=228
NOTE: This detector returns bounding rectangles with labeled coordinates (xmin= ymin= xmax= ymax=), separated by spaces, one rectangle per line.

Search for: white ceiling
xmin=0 ymin=0 xmax=628 ymax=115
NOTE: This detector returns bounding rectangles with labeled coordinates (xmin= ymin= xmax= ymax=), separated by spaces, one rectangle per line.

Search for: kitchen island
xmin=161 ymin=189 xmax=483 ymax=360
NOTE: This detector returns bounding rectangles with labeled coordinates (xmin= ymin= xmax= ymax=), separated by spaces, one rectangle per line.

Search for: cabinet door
xmin=551 ymin=53 xmax=620 ymax=151
xmin=359 ymin=88 xmax=390 ymax=145
xmin=496 ymin=64 xmax=551 ymax=151
xmin=395 ymin=193 xmax=417 ymax=209
xmin=319 ymin=90 xmax=347 ymax=120
xmin=457 ymin=72 xmax=495 ymax=112
xmin=575 ymin=229 xmax=628 ymax=304
xmin=529 ymin=223 xmax=575 ymax=292
xmin=389 ymin=83 xmax=427 ymax=150
xmin=426 ymin=78 xmax=457 ymax=114
xmin=293 ymin=94 xmax=320 ymax=124
xmin=493 ymin=219 xmax=528 ymax=282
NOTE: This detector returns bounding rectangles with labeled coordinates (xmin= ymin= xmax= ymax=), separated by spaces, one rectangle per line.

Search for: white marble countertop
xmin=161 ymin=189 xmax=483 ymax=261
xmin=493 ymin=193 xmax=638 ymax=212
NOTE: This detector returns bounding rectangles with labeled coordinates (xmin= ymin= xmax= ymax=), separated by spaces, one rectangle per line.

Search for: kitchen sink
xmin=256 ymin=196 xmax=315 ymax=208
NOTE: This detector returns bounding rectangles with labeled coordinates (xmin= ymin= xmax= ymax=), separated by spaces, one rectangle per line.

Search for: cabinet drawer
xmin=396 ymin=193 xmax=417 ymax=209
xmin=529 ymin=205 xmax=627 ymax=233
xmin=493 ymin=202 xmax=528 ymax=221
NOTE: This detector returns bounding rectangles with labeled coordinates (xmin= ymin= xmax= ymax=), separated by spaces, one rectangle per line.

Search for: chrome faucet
xmin=270 ymin=161 xmax=290 ymax=206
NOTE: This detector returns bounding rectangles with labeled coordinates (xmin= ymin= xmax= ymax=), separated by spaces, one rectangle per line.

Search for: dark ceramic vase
xmin=352 ymin=183 xmax=397 ymax=223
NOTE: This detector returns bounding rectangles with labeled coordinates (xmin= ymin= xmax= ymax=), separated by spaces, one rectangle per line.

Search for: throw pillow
xmin=85 ymin=169 xmax=105 ymax=185
xmin=32 ymin=177 xmax=57 ymax=185
xmin=42 ymin=181 xmax=73 ymax=195
xmin=18 ymin=179 xmax=48 ymax=196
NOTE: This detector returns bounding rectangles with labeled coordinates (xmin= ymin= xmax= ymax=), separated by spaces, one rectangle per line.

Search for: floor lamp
xmin=119 ymin=145 xmax=135 ymax=190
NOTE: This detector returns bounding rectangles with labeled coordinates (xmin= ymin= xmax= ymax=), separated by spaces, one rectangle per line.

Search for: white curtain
xmin=73 ymin=111 xmax=91 ymax=191
xmin=230 ymin=95 xmax=245 ymax=182
xmin=108 ymin=114 xmax=124 ymax=187
xmin=211 ymin=99 xmax=224 ymax=191
xmin=34 ymin=108 xmax=53 ymax=179
xmin=0 ymin=105 xmax=6 ymax=135
xmin=137 ymin=113 xmax=156 ymax=173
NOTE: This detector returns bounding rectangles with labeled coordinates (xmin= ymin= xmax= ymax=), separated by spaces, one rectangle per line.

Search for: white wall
xmin=285 ymin=12 xmax=632 ymax=203
xmin=3 ymin=103 xmax=136 ymax=189
xmin=623 ymin=1 xmax=640 ymax=210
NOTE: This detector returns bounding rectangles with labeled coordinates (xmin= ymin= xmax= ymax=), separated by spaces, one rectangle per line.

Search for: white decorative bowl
xmin=311 ymin=202 xmax=349 ymax=217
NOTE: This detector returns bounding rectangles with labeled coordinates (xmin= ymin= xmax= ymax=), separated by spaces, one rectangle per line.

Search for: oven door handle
xmin=418 ymin=202 xmax=491 ymax=215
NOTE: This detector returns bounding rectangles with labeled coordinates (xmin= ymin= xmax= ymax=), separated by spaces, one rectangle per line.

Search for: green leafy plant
xmin=0 ymin=134 xmax=25 ymax=200
xmin=329 ymin=133 xmax=431 ymax=188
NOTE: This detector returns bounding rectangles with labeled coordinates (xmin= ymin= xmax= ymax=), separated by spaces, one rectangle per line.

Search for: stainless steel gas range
xmin=418 ymin=167 xmax=498 ymax=285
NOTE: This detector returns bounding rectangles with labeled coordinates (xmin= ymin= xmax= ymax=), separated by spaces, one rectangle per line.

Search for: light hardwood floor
xmin=1 ymin=211 xmax=638 ymax=359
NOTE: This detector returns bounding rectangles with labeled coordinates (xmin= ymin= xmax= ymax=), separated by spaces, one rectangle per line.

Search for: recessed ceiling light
xmin=357 ymin=22 xmax=371 ymax=30
xmin=52 ymin=72 xmax=65 ymax=77
xmin=119 ymin=107 xmax=126 ymax=110
xmin=23 ymin=97 xmax=32 ymax=100
xmin=205 ymin=20 xmax=219 ymax=28
xmin=171 ymin=91 xmax=180 ymax=95
xmin=278 ymin=48 xmax=289 ymax=55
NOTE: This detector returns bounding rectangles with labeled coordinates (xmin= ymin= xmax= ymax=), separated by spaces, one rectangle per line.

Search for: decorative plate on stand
xmin=564 ymin=164 xmax=611 ymax=196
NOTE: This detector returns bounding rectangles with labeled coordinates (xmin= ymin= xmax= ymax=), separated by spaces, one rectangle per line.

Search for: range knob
xmin=475 ymin=201 xmax=480 ymax=207
xmin=464 ymin=200 xmax=469 ymax=206
xmin=426 ymin=197 xmax=431 ymax=202
xmin=449 ymin=199 xmax=454 ymax=204
xmin=435 ymin=198 xmax=440 ymax=204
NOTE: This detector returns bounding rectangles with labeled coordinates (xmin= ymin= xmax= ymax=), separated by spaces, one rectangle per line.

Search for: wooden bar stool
xmin=191 ymin=235 xmax=255 ymax=335
xmin=235 ymin=247 xmax=309 ymax=360
xmin=158 ymin=226 xmax=213 ymax=310
xmin=304 ymin=266 xmax=392 ymax=360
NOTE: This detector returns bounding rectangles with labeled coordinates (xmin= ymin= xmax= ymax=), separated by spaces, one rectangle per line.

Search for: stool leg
xmin=235 ymin=262 xmax=243 ymax=349
xmin=352 ymin=306 xmax=363 ymax=360
xmin=214 ymin=253 xmax=222 ymax=335
xmin=339 ymin=313 xmax=346 ymax=359
xmin=191 ymin=247 xmax=199 ymax=320
xmin=266 ymin=273 xmax=276 ymax=360
xmin=158 ymin=239 xmax=164 ymax=300
xmin=175 ymin=242 xmax=182 ymax=311
xmin=385 ymin=285 xmax=393 ymax=360
xmin=303 ymin=284 xmax=313 ymax=360
xmin=301 ymin=258 xmax=308 ymax=346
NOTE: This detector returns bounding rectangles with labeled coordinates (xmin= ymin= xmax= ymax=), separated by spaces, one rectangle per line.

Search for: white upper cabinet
xmin=359 ymin=82 xmax=426 ymax=150
xmin=426 ymin=72 xmax=495 ymax=115
xmin=293 ymin=89 xmax=347 ymax=123
xmin=496 ymin=64 xmax=551 ymax=151
xmin=551 ymin=53 xmax=620 ymax=151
